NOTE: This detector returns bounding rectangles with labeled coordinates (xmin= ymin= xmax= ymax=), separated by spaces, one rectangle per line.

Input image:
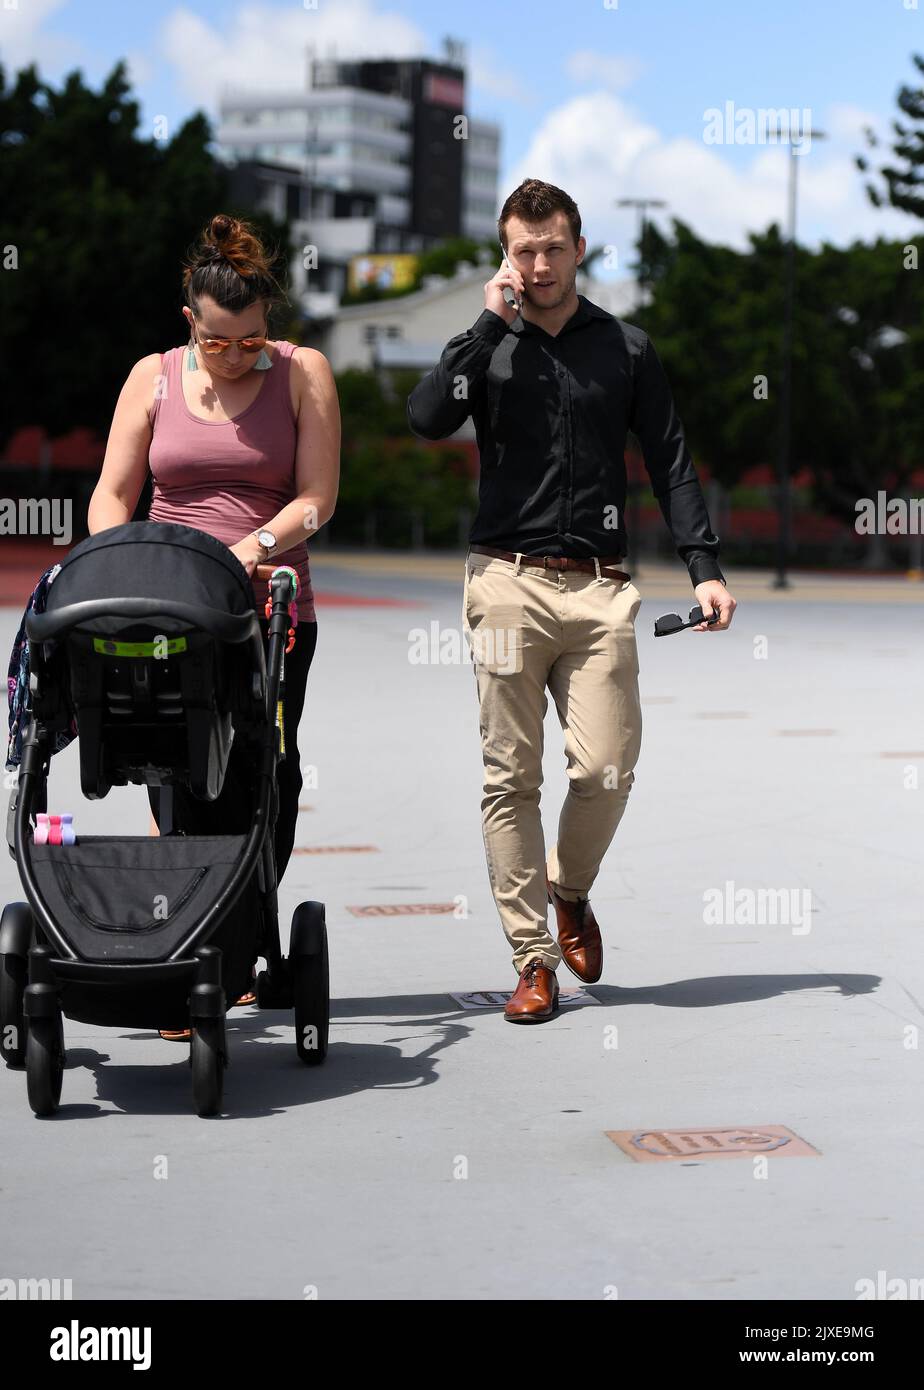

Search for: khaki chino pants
xmin=462 ymin=551 xmax=643 ymax=974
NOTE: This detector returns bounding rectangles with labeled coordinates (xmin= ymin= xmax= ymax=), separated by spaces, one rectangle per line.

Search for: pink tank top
xmin=147 ymin=339 xmax=315 ymax=623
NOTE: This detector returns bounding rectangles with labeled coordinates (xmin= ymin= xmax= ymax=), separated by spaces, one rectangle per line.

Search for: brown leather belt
xmin=469 ymin=544 xmax=630 ymax=582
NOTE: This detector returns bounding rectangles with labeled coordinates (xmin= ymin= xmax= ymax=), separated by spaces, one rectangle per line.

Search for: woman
xmin=87 ymin=213 xmax=340 ymax=1037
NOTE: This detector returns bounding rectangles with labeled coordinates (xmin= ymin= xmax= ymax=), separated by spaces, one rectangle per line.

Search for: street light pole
xmin=617 ymin=197 xmax=667 ymax=307
xmin=774 ymin=128 xmax=826 ymax=589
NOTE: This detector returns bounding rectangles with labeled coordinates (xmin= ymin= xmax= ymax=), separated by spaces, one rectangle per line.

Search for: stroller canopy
xmin=37 ymin=522 xmax=256 ymax=639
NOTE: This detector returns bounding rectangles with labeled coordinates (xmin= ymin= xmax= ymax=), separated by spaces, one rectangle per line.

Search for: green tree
xmin=0 ymin=60 xmax=289 ymax=453
xmin=333 ymin=366 xmax=474 ymax=545
xmin=796 ymin=235 xmax=924 ymax=522
xmin=855 ymin=52 xmax=924 ymax=217
xmin=413 ymin=236 xmax=494 ymax=282
xmin=638 ymin=219 xmax=788 ymax=488
xmin=635 ymin=218 xmax=924 ymax=525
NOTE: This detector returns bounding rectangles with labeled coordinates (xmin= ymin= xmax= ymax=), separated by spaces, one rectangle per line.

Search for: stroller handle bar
xmin=27 ymin=598 xmax=261 ymax=645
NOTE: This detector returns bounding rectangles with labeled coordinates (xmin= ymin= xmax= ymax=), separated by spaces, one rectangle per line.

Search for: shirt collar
xmin=510 ymin=294 xmax=612 ymax=339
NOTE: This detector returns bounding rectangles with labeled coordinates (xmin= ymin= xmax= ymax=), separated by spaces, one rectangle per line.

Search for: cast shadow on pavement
xmin=43 ymin=1014 xmax=469 ymax=1119
xmin=586 ymin=972 xmax=881 ymax=1008
xmin=330 ymin=974 xmax=881 ymax=1017
xmin=24 ymin=972 xmax=879 ymax=1118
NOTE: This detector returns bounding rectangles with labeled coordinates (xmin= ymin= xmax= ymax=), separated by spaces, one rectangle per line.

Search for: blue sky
xmin=3 ymin=0 xmax=922 ymax=269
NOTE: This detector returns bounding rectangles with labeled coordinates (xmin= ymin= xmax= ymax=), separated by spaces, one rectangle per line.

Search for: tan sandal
xmin=160 ymin=966 xmax=256 ymax=1034
xmin=235 ymin=966 xmax=258 ymax=1007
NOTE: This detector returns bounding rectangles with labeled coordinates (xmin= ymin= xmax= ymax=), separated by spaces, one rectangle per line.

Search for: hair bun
xmin=209 ymin=214 xmax=235 ymax=244
xmin=183 ymin=213 xmax=285 ymax=309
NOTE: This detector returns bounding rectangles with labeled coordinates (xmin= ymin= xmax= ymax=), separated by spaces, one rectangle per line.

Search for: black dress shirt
xmin=406 ymin=295 xmax=724 ymax=587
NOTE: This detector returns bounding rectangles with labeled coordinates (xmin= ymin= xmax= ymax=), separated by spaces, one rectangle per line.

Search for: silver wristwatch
xmin=253 ymin=528 xmax=277 ymax=561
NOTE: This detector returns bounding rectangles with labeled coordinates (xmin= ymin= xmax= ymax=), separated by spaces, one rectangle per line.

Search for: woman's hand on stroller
xmin=229 ymin=535 xmax=264 ymax=578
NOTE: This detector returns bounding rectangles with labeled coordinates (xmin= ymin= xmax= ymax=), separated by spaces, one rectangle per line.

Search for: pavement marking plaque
xmin=606 ymin=1124 xmax=820 ymax=1162
xmin=346 ymin=902 xmax=458 ymax=917
xmin=450 ymin=988 xmax=595 ymax=1009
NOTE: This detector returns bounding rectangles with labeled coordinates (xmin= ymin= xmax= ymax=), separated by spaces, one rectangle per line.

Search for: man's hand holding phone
xmin=485 ymin=252 xmax=524 ymax=325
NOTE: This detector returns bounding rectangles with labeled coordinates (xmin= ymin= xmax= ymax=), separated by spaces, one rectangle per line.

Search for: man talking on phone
xmin=407 ymin=178 xmax=736 ymax=1023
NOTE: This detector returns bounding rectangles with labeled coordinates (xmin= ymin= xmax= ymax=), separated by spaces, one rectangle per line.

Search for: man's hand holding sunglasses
xmin=692 ymin=580 xmax=737 ymax=632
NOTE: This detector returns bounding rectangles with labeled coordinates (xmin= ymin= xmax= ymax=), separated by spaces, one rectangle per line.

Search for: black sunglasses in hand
xmin=654 ymin=604 xmax=720 ymax=637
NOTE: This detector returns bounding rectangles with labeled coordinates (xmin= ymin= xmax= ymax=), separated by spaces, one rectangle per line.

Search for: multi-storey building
xmin=216 ymin=43 xmax=500 ymax=322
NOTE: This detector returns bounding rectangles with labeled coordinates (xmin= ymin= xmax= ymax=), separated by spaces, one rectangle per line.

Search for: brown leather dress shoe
xmin=504 ymin=958 xmax=560 ymax=1023
xmin=547 ymin=879 xmax=603 ymax=983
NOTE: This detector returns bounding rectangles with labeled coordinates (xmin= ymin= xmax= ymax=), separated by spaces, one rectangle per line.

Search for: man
xmin=407 ymin=178 xmax=737 ymax=1023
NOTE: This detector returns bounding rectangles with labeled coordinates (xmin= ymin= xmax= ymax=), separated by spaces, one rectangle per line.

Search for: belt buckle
xmin=543 ymin=556 xmax=565 ymax=571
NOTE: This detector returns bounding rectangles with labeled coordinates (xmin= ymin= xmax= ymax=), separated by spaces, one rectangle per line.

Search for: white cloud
xmin=162 ymin=6 xmax=541 ymax=118
xmin=565 ymin=50 xmax=642 ymax=91
xmin=0 ymin=0 xmax=82 ymax=74
xmin=160 ymin=1 xmax=426 ymax=106
xmin=504 ymin=90 xmax=921 ymax=269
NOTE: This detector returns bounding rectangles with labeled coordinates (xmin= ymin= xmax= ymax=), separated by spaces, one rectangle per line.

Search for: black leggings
xmin=148 ymin=616 xmax=318 ymax=885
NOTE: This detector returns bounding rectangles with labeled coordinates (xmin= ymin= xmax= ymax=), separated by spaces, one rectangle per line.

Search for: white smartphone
xmin=500 ymin=245 xmax=522 ymax=311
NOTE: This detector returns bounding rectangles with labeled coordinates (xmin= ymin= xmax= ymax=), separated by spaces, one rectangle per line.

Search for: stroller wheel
xmin=0 ymin=953 xmax=27 ymax=1067
xmin=26 ymin=1013 xmax=65 ymax=1117
xmin=291 ymin=903 xmax=329 ymax=1067
xmin=0 ymin=903 xmax=33 ymax=1068
xmin=190 ymin=1018 xmax=225 ymax=1117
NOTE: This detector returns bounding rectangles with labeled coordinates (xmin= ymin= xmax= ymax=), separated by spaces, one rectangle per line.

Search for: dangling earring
xmin=186 ymin=336 xmax=199 ymax=372
xmin=253 ymin=348 xmax=272 ymax=371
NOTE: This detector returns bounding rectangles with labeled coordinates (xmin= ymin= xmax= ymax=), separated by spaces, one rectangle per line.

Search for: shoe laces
xmin=523 ymin=958 xmax=544 ymax=985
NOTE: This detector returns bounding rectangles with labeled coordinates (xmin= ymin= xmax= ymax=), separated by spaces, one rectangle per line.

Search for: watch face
xmin=258 ymin=530 xmax=276 ymax=549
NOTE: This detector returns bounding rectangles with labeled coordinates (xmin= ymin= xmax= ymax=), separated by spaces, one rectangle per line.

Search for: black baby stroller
xmin=0 ymin=521 xmax=329 ymax=1117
